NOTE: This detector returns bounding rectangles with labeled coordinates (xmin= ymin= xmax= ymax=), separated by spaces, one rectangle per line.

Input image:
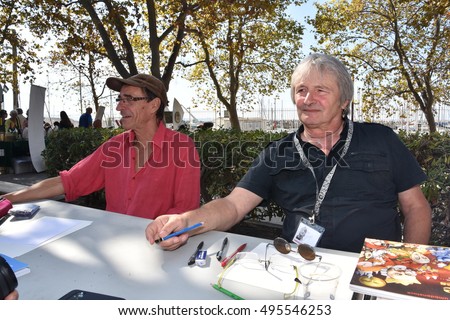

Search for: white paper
xmin=0 ymin=216 xmax=92 ymax=257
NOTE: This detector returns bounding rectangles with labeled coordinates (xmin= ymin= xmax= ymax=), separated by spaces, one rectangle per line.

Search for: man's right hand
xmin=145 ymin=215 xmax=190 ymax=250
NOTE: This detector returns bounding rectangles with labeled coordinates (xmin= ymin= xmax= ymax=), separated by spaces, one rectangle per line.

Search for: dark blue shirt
xmin=79 ymin=113 xmax=92 ymax=128
xmin=237 ymin=120 xmax=427 ymax=253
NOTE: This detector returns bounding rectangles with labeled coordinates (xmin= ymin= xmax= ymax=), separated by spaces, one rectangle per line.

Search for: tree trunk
xmin=424 ymin=104 xmax=437 ymax=133
xmin=227 ymin=106 xmax=241 ymax=131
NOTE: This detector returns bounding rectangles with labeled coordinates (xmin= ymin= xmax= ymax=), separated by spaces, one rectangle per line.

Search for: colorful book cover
xmin=349 ymin=238 xmax=450 ymax=300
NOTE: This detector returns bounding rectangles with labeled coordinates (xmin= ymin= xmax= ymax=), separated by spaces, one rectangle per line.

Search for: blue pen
xmin=155 ymin=222 xmax=204 ymax=243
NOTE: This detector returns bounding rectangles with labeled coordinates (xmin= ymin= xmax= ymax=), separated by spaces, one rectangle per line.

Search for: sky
xmin=1 ymin=1 xmax=319 ymax=125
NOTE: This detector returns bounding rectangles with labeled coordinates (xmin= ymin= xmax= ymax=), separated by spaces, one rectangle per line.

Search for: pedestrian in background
xmin=79 ymin=107 xmax=93 ymax=128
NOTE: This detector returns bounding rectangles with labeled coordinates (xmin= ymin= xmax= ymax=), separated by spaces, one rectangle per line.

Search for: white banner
xmin=172 ymin=98 xmax=184 ymax=130
xmin=28 ymin=85 xmax=47 ymax=172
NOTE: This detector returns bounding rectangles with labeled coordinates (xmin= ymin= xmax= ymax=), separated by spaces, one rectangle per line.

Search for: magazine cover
xmin=349 ymin=238 xmax=450 ymax=300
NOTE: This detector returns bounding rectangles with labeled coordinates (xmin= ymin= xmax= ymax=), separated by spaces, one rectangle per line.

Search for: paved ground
xmin=0 ymin=171 xmax=49 ymax=194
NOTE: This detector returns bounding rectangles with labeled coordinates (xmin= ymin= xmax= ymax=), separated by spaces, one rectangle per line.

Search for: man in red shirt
xmin=3 ymin=74 xmax=201 ymax=219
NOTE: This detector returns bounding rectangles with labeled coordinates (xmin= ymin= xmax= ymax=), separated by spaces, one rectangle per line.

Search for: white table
xmin=0 ymin=200 xmax=360 ymax=300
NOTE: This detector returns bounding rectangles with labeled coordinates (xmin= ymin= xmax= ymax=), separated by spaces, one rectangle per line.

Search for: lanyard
xmin=293 ymin=120 xmax=353 ymax=223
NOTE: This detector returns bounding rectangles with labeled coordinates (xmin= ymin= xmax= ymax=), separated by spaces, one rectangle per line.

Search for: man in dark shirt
xmin=146 ymin=53 xmax=432 ymax=253
xmin=79 ymin=107 xmax=93 ymax=128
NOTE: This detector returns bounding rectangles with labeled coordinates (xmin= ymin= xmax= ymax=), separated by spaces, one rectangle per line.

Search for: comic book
xmin=349 ymin=238 xmax=450 ymax=300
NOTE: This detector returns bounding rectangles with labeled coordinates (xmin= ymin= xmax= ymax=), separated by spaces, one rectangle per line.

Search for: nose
xmin=303 ymin=92 xmax=314 ymax=105
xmin=116 ymin=100 xmax=125 ymax=111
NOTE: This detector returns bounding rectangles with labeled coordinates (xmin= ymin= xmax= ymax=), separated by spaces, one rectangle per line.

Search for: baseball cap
xmin=106 ymin=74 xmax=168 ymax=106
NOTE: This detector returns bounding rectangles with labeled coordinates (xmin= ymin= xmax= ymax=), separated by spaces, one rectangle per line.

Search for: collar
xmin=296 ymin=118 xmax=349 ymax=144
xmin=127 ymin=121 xmax=166 ymax=150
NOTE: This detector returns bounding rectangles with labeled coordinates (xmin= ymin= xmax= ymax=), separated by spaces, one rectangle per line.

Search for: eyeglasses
xmin=214 ymin=239 xmax=321 ymax=300
xmin=223 ymin=252 xmax=300 ymax=299
xmin=115 ymin=96 xmax=151 ymax=103
xmin=270 ymin=237 xmax=322 ymax=262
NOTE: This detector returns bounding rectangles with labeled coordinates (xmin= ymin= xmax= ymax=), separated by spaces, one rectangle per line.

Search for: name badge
xmin=292 ymin=217 xmax=325 ymax=247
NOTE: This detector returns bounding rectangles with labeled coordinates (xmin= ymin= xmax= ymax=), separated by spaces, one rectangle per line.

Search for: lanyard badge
xmin=292 ymin=120 xmax=354 ymax=247
xmin=293 ymin=217 xmax=325 ymax=247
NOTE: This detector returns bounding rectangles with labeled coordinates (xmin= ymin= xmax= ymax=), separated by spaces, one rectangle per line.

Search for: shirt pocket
xmin=337 ymin=151 xmax=394 ymax=196
xmin=269 ymin=163 xmax=317 ymax=208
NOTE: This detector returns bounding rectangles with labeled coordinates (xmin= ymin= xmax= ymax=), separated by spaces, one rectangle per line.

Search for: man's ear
xmin=146 ymin=98 xmax=161 ymax=114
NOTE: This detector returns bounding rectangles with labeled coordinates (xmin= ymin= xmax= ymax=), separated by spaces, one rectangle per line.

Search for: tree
xmin=2 ymin=0 xmax=306 ymax=126
xmin=16 ymin=0 xmax=213 ymax=93
xmin=310 ymin=0 xmax=450 ymax=132
xmin=0 ymin=0 xmax=42 ymax=100
xmin=182 ymin=0 xmax=305 ymax=131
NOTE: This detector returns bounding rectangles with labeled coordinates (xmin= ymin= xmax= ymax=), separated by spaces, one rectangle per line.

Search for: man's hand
xmin=145 ymin=215 xmax=190 ymax=250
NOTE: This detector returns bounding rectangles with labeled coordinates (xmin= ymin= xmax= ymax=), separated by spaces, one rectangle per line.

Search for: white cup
xmin=298 ymin=262 xmax=341 ymax=300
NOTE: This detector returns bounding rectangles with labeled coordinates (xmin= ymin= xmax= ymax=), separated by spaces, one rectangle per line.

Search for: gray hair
xmin=290 ymin=53 xmax=354 ymax=111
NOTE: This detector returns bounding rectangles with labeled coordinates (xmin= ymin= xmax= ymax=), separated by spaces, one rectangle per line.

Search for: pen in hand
xmin=155 ymin=222 xmax=204 ymax=243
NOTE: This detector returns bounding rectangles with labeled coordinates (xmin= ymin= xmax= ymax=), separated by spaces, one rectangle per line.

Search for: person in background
xmin=3 ymin=74 xmax=201 ymax=221
xmin=58 ymin=111 xmax=74 ymax=129
xmin=0 ymin=109 xmax=7 ymax=133
xmin=5 ymin=110 xmax=21 ymax=134
xmin=16 ymin=108 xmax=27 ymax=129
xmin=21 ymin=117 xmax=29 ymax=140
xmin=79 ymin=107 xmax=93 ymax=128
xmin=43 ymin=122 xmax=53 ymax=137
xmin=146 ymin=53 xmax=432 ymax=253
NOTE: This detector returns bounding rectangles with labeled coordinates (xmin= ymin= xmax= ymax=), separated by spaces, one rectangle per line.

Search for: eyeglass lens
xmin=273 ymin=237 xmax=317 ymax=261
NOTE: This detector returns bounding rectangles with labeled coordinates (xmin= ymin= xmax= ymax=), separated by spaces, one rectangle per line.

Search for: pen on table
xmin=155 ymin=222 xmax=204 ymax=243
xmin=211 ymin=284 xmax=244 ymax=300
xmin=216 ymin=237 xmax=228 ymax=261
xmin=220 ymin=243 xmax=246 ymax=268
xmin=188 ymin=241 xmax=204 ymax=266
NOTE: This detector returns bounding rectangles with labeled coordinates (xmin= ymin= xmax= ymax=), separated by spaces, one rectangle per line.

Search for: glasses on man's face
xmin=115 ymin=96 xmax=151 ymax=104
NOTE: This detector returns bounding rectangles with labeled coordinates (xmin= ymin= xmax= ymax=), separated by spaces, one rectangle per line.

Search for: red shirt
xmin=60 ymin=123 xmax=201 ymax=219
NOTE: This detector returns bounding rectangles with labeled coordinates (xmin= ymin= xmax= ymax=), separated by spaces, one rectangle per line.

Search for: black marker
xmin=216 ymin=237 xmax=228 ymax=261
xmin=188 ymin=241 xmax=204 ymax=266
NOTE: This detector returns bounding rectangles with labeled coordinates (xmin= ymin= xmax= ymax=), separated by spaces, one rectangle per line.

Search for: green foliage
xmin=191 ymin=128 xmax=290 ymax=221
xmin=398 ymin=130 xmax=450 ymax=246
xmin=189 ymin=128 xmax=287 ymax=202
xmin=42 ymin=127 xmax=120 ymax=176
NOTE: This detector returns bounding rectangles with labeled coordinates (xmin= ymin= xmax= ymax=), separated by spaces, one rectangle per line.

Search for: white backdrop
xmin=28 ymin=85 xmax=47 ymax=172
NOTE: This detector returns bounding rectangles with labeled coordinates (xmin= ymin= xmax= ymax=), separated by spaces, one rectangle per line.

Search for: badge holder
xmin=292 ymin=217 xmax=325 ymax=247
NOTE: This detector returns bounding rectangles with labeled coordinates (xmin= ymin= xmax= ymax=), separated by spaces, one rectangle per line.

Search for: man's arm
xmin=2 ymin=176 xmax=65 ymax=204
xmin=145 ymin=187 xmax=263 ymax=250
xmin=398 ymin=184 xmax=432 ymax=244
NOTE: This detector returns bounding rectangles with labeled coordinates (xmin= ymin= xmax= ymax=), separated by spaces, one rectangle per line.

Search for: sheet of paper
xmin=0 ymin=216 xmax=92 ymax=257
